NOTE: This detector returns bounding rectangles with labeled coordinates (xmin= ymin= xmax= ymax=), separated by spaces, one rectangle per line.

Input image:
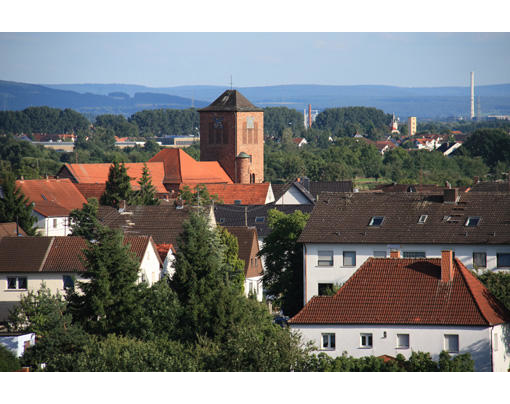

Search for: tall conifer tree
xmin=133 ymin=163 xmax=159 ymax=205
xmin=0 ymin=171 xmax=36 ymax=235
xmin=100 ymin=161 xmax=133 ymax=208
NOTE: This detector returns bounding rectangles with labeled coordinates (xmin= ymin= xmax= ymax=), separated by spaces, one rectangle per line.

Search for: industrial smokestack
xmin=470 ymin=72 xmax=475 ymax=120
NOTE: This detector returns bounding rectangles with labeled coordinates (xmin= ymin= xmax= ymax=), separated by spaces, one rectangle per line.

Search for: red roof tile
xmin=74 ymin=183 xmax=106 ymax=200
xmin=0 ymin=223 xmax=27 ymax=238
xmin=156 ymin=243 xmax=175 ymax=261
xmin=149 ymin=149 xmax=232 ymax=185
xmin=289 ymin=257 xmax=510 ymax=326
xmin=223 ymin=226 xmax=263 ymax=278
xmin=16 ymin=178 xmax=88 ymax=217
xmin=61 ymin=162 xmax=167 ymax=194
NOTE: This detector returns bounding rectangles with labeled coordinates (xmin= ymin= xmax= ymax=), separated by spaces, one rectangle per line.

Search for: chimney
xmin=390 ymin=250 xmax=400 ymax=258
xmin=441 ymin=250 xmax=454 ymax=282
xmin=118 ymin=200 xmax=126 ymax=213
xmin=443 ymin=188 xmax=458 ymax=204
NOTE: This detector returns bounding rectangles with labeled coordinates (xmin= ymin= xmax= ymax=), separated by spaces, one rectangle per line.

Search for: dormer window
xmin=369 ymin=216 xmax=384 ymax=227
xmin=418 ymin=215 xmax=428 ymax=224
xmin=218 ymin=218 xmax=225 ymax=224
xmin=234 ymin=200 xmax=241 ymax=205
xmin=465 ymin=216 xmax=480 ymax=227
xmin=255 ymin=217 xmax=265 ymax=223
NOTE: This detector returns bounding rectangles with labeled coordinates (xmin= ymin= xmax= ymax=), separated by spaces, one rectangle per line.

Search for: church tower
xmin=198 ymin=90 xmax=264 ymax=184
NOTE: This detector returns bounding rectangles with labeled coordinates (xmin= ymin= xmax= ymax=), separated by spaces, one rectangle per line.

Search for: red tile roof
xmin=189 ymin=183 xmax=271 ymax=205
xmin=149 ymin=148 xmax=233 ymax=185
xmin=74 ymin=183 xmax=106 ymax=200
xmin=0 ymin=223 xmax=27 ymax=238
xmin=223 ymin=226 xmax=263 ymax=278
xmin=60 ymin=162 xmax=167 ymax=194
xmin=156 ymin=243 xmax=175 ymax=261
xmin=16 ymin=178 xmax=88 ymax=217
xmin=289 ymin=257 xmax=510 ymax=326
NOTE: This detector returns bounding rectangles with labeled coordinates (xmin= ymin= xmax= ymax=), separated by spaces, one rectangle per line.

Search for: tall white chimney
xmin=470 ymin=72 xmax=475 ymax=120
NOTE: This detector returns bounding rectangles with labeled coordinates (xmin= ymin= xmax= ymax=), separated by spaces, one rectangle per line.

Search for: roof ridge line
xmin=39 ymin=237 xmax=55 ymax=272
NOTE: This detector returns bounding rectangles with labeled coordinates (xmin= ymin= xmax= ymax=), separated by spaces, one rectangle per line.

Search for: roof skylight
xmin=369 ymin=216 xmax=384 ymax=227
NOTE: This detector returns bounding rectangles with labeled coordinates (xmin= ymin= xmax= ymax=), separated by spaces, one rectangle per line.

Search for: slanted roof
xmin=374 ymin=183 xmax=448 ymax=193
xmin=16 ymin=178 xmax=87 ymax=217
xmin=198 ymin=90 xmax=263 ymax=112
xmin=98 ymin=204 xmax=196 ymax=246
xmin=194 ymin=183 xmax=272 ymax=205
xmin=272 ymin=181 xmax=315 ymax=204
xmin=289 ymin=257 xmax=510 ymax=326
xmin=308 ymin=181 xmax=353 ymax=197
xmin=0 ymin=223 xmax=27 ymax=238
xmin=214 ymin=204 xmax=314 ymax=238
xmin=223 ymin=226 xmax=263 ymax=278
xmin=149 ymin=148 xmax=233 ymax=185
xmin=0 ymin=235 xmax=156 ymax=273
xmin=74 ymin=183 xmax=106 ymax=200
xmin=298 ymin=191 xmax=510 ymax=245
xmin=59 ymin=162 xmax=167 ymax=194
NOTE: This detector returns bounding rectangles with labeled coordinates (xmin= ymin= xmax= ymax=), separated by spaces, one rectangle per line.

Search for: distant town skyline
xmin=1 ymin=32 xmax=509 ymax=89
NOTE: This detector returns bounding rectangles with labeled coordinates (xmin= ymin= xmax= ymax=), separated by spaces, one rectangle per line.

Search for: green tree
xmin=69 ymin=197 xmax=103 ymax=241
xmin=476 ymin=271 xmax=510 ymax=311
xmin=132 ymin=163 xmax=160 ymax=206
xmin=217 ymin=227 xmax=246 ymax=293
xmin=67 ymin=227 xmax=142 ymax=336
xmin=179 ymin=184 xmax=221 ymax=206
xmin=100 ymin=160 xmax=134 ymax=208
xmin=259 ymin=209 xmax=310 ymax=317
xmin=0 ymin=171 xmax=36 ymax=235
xmin=0 ymin=344 xmax=20 ymax=372
xmin=460 ymin=128 xmax=510 ymax=169
xmin=170 ymin=211 xmax=245 ymax=342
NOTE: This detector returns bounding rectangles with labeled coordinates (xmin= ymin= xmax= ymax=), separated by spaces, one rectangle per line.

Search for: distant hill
xmin=0 ymin=80 xmax=207 ymax=117
xmin=5 ymin=80 xmax=510 ymax=118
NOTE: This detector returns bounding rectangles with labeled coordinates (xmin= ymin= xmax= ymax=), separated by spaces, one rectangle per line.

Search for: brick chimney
xmin=390 ymin=250 xmax=400 ymax=258
xmin=443 ymin=188 xmax=458 ymax=204
xmin=441 ymin=250 xmax=454 ymax=282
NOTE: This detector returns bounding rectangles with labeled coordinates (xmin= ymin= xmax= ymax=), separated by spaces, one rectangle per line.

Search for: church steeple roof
xmin=198 ymin=89 xmax=263 ymax=112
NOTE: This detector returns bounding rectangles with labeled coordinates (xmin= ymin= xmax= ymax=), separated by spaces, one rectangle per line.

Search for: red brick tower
xmin=199 ymin=90 xmax=264 ymax=184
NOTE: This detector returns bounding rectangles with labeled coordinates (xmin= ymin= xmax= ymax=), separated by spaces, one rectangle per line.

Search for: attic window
xmin=465 ymin=216 xmax=480 ymax=227
xmin=255 ymin=217 xmax=265 ymax=223
xmin=368 ymin=216 xmax=384 ymax=227
xmin=218 ymin=218 xmax=225 ymax=224
xmin=418 ymin=215 xmax=428 ymax=224
xmin=234 ymin=200 xmax=242 ymax=205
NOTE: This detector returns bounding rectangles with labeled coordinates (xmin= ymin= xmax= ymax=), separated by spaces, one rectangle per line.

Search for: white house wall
xmin=138 ymin=245 xmax=162 ymax=286
xmin=33 ymin=212 xmax=71 ymax=236
xmin=492 ymin=324 xmax=510 ymax=372
xmin=304 ymin=243 xmax=510 ymax=303
xmin=0 ymin=333 xmax=36 ymax=358
xmin=244 ymin=275 xmax=263 ymax=302
xmin=275 ymin=186 xmax=312 ymax=205
xmin=291 ymin=323 xmax=494 ymax=371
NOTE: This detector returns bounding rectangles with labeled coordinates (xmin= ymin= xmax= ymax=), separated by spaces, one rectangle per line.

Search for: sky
xmin=2 ymin=2 xmax=510 ymax=89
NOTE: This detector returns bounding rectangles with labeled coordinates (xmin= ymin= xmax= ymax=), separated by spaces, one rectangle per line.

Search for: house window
xmin=7 ymin=276 xmax=27 ymax=290
xmin=444 ymin=334 xmax=459 ymax=353
xmin=473 ymin=252 xmax=487 ymax=269
xmin=360 ymin=333 xmax=373 ymax=348
xmin=317 ymin=251 xmax=333 ymax=266
xmin=396 ymin=334 xmax=410 ymax=349
xmin=234 ymin=200 xmax=242 ymax=205
xmin=465 ymin=216 xmax=480 ymax=227
xmin=63 ymin=275 xmax=74 ymax=289
xmin=218 ymin=218 xmax=225 ymax=224
xmin=373 ymin=251 xmax=387 ymax=258
xmin=321 ymin=333 xmax=335 ymax=350
xmin=418 ymin=215 xmax=428 ymax=224
xmin=343 ymin=251 xmax=356 ymax=267
xmin=53 ymin=218 xmax=58 ymax=228
xmin=369 ymin=216 xmax=384 ymax=226
xmin=318 ymin=283 xmax=334 ymax=296
xmin=247 ymin=117 xmax=255 ymax=129
xmin=255 ymin=216 xmax=265 ymax=223
xmin=403 ymin=251 xmax=426 ymax=258
xmin=497 ymin=253 xmax=510 ymax=268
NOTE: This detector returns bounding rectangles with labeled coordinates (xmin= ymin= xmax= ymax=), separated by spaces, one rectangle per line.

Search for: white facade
xmin=303 ymin=243 xmax=510 ymax=303
xmin=137 ymin=242 xmax=164 ymax=286
xmin=275 ymin=185 xmax=313 ymax=205
xmin=291 ymin=323 xmax=510 ymax=372
xmin=245 ymin=275 xmax=263 ymax=302
xmin=33 ymin=212 xmax=71 ymax=236
xmin=0 ymin=333 xmax=36 ymax=358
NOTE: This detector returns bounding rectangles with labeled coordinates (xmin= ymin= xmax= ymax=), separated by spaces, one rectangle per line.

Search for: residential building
xmin=224 ymin=226 xmax=264 ymax=301
xmin=197 ymin=183 xmax=275 ymax=205
xmin=408 ymin=117 xmax=417 ymax=137
xmin=272 ymin=181 xmax=315 ymax=205
xmin=0 ymin=333 xmax=35 ymax=357
xmin=0 ymin=223 xmax=26 ymax=238
xmin=0 ymin=235 xmax=162 ymax=320
xmin=292 ymin=137 xmax=308 ymax=148
xmin=298 ymin=190 xmax=510 ymax=303
xmin=16 ymin=178 xmax=88 ymax=236
xmin=289 ymin=252 xmax=510 ymax=372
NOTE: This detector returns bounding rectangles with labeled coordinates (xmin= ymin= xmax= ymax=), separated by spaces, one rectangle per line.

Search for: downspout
xmin=490 ymin=325 xmax=494 ymax=372
xmin=303 ymin=244 xmax=308 ymax=305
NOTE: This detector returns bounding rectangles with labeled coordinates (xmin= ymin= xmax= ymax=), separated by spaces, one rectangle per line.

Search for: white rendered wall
xmin=33 ymin=213 xmax=71 ymax=236
xmin=304 ymin=243 xmax=510 ymax=303
xmin=0 ymin=333 xmax=36 ymax=357
xmin=492 ymin=324 xmax=510 ymax=372
xmin=245 ymin=275 xmax=263 ymax=302
xmin=138 ymin=244 xmax=162 ymax=286
xmin=291 ymin=323 xmax=494 ymax=371
xmin=275 ymin=186 xmax=312 ymax=205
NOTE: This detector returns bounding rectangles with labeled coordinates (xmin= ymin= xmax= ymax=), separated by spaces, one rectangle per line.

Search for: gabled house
xmin=272 ymin=181 xmax=315 ymax=205
xmin=16 ymin=178 xmax=88 ymax=236
xmin=223 ymin=226 xmax=264 ymax=301
xmin=0 ymin=235 xmax=162 ymax=320
xmin=289 ymin=251 xmax=510 ymax=372
xmin=292 ymin=137 xmax=308 ymax=148
xmin=298 ymin=189 xmax=510 ymax=303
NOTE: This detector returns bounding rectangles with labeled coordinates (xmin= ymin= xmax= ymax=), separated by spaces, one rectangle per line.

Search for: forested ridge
xmin=1 ymin=106 xmax=509 ymax=187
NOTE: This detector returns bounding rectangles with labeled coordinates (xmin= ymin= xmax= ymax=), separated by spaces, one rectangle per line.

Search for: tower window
xmin=247 ymin=117 xmax=254 ymax=129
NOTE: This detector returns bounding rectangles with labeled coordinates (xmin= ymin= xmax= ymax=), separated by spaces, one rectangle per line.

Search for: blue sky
xmin=2 ymin=3 xmax=510 ymax=88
